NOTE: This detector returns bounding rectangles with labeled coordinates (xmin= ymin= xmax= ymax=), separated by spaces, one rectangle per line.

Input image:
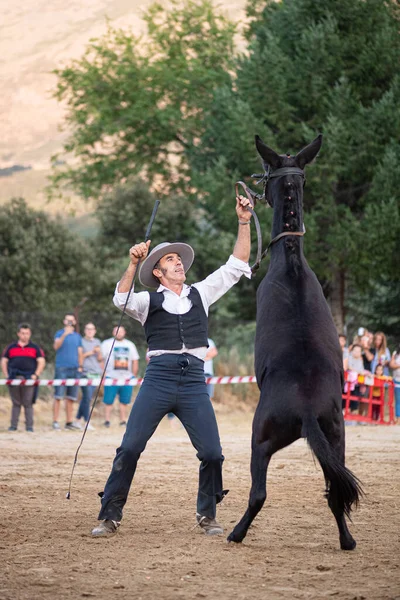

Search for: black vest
xmin=144 ymin=287 xmax=209 ymax=351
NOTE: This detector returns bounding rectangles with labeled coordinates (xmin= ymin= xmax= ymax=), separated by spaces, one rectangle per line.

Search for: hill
xmin=1 ymin=0 xmax=246 ymax=214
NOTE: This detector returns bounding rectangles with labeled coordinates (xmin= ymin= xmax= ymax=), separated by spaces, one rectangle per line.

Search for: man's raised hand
xmin=129 ymin=240 xmax=151 ymax=265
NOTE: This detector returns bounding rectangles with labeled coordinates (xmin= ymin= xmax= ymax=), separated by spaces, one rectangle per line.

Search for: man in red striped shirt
xmin=1 ymin=323 xmax=45 ymax=432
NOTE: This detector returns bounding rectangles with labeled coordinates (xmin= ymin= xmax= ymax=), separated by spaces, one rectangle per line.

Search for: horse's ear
xmin=295 ymin=134 xmax=323 ymax=169
xmin=255 ymin=135 xmax=281 ymax=168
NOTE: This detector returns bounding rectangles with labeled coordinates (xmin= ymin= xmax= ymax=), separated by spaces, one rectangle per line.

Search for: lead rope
xmin=66 ymin=199 xmax=160 ymax=500
xmin=235 ymin=181 xmax=263 ymax=271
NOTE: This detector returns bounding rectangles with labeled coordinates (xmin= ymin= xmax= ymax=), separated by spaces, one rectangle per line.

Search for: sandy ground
xmin=0 ymin=397 xmax=399 ymax=600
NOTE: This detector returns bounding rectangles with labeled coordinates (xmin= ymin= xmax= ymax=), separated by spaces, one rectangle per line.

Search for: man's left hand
xmin=236 ymin=195 xmax=252 ymax=222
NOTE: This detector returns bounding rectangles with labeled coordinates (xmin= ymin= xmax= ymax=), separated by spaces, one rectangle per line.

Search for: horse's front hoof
xmin=340 ymin=537 xmax=356 ymax=551
xmin=227 ymin=529 xmax=244 ymax=543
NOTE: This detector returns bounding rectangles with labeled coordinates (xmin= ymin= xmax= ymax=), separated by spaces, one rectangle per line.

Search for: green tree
xmin=50 ymin=0 xmax=400 ymax=335
xmin=0 ymin=199 xmax=97 ymax=358
xmin=193 ymin=0 xmax=400 ymax=331
xmin=346 ymin=142 xmax=400 ymax=339
xmin=50 ymin=0 xmax=236 ymax=199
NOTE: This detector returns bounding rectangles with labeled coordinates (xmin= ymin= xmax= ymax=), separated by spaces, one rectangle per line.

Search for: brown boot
xmin=195 ymin=513 xmax=223 ymax=535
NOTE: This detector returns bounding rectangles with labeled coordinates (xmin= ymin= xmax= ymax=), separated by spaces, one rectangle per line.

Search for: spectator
xmin=371 ymin=364 xmax=385 ymax=422
xmin=368 ymin=331 xmax=391 ymax=376
xmin=338 ymin=334 xmax=349 ymax=371
xmin=360 ymin=332 xmax=373 ymax=372
xmin=101 ymin=326 xmax=139 ymax=427
xmin=389 ymin=345 xmax=400 ymax=423
xmin=347 ymin=344 xmax=366 ymax=413
xmin=348 ymin=344 xmax=364 ymax=373
xmin=366 ymin=330 xmax=374 ymax=350
xmin=1 ymin=323 xmax=45 ymax=432
xmin=204 ymin=338 xmax=218 ymax=400
xmin=53 ymin=313 xmax=84 ymax=431
xmin=75 ymin=322 xmax=104 ymax=430
xmin=351 ymin=326 xmax=366 ymax=348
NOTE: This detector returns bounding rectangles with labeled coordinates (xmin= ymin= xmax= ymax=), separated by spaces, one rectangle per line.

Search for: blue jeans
xmin=394 ymin=380 xmax=400 ymax=418
xmin=77 ymin=384 xmax=94 ymax=421
xmin=205 ymin=372 xmax=214 ymax=398
xmin=98 ymin=354 xmax=225 ymax=522
xmin=54 ymin=366 xmax=79 ymax=401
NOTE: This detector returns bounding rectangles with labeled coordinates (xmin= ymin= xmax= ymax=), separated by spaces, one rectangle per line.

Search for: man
xmin=75 ymin=322 xmax=104 ymax=430
xmin=101 ymin=326 xmax=139 ymax=427
xmin=53 ymin=313 xmax=83 ymax=430
xmin=1 ymin=323 xmax=45 ymax=432
xmin=91 ymin=194 xmax=251 ymax=538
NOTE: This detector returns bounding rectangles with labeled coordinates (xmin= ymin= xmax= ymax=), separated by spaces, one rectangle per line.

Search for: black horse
xmin=228 ymin=135 xmax=362 ymax=551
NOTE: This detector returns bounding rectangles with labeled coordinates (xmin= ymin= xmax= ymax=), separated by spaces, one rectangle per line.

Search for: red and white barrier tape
xmin=0 ymin=372 xmax=397 ymax=387
xmin=0 ymin=375 xmax=258 ymax=387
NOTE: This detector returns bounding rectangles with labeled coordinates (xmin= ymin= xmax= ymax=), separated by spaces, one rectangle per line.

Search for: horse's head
xmin=251 ymin=135 xmax=322 ymax=266
xmin=254 ymin=134 xmax=322 ymax=208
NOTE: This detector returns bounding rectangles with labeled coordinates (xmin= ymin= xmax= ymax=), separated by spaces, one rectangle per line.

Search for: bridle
xmin=236 ymin=165 xmax=306 ymax=274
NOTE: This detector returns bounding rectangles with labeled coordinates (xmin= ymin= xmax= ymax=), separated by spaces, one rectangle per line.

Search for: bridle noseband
xmin=252 ymin=166 xmax=306 ymax=207
xmin=235 ymin=165 xmax=306 ymax=274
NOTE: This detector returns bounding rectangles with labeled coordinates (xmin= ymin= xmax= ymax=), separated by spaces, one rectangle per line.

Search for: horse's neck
xmin=269 ymin=190 xmax=305 ymax=273
xmin=269 ymin=239 xmax=306 ymax=275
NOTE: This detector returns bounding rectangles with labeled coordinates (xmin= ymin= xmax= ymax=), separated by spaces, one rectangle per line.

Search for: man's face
xmin=339 ymin=336 xmax=346 ymax=349
xmin=84 ymin=324 xmax=96 ymax=340
xmin=113 ymin=326 xmax=126 ymax=341
xmin=17 ymin=328 xmax=31 ymax=345
xmin=153 ymin=253 xmax=186 ymax=286
xmin=64 ymin=315 xmax=76 ymax=327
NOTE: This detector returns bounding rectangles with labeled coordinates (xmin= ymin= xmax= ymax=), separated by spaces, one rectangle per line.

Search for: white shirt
xmin=392 ymin=352 xmax=400 ymax=380
xmin=101 ymin=338 xmax=139 ymax=379
xmin=113 ymin=254 xmax=251 ymax=360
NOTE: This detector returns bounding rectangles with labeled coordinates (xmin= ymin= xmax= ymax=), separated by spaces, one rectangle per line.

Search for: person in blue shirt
xmin=52 ymin=313 xmax=83 ymax=430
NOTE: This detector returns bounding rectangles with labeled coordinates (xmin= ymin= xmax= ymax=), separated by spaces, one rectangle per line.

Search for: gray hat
xmin=138 ymin=242 xmax=195 ymax=288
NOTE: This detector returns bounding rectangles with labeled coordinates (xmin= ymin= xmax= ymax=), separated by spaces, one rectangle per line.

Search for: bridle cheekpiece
xmin=251 ymin=166 xmax=306 ymax=207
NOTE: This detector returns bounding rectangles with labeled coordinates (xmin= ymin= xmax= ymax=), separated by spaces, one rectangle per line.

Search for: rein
xmin=235 ymin=166 xmax=306 ymax=275
xmin=235 ymin=181 xmax=263 ymax=269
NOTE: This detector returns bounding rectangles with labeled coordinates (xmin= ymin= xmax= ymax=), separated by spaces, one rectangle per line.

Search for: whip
xmin=66 ymin=199 xmax=160 ymax=499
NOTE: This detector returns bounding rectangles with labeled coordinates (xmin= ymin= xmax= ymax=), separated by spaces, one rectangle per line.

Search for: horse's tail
xmin=302 ymin=415 xmax=362 ymax=518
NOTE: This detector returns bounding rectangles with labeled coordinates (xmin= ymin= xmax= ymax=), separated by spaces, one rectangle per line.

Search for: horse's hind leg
xmin=326 ymin=479 xmax=356 ymax=551
xmin=324 ymin=421 xmax=357 ymax=551
xmin=227 ymin=436 xmax=271 ymax=543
